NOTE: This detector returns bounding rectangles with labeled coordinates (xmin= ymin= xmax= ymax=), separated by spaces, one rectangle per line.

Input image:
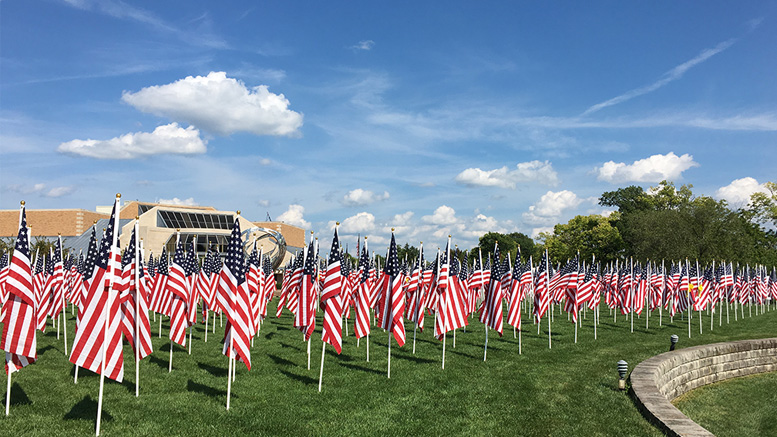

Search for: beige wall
xmin=0 ymin=209 xmax=108 ymax=237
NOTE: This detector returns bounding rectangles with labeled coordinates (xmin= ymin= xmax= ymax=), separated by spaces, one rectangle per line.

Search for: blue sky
xmin=2 ymin=1 xmax=776 ymax=250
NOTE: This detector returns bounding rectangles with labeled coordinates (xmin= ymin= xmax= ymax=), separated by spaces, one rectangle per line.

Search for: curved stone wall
xmin=630 ymin=338 xmax=777 ymax=437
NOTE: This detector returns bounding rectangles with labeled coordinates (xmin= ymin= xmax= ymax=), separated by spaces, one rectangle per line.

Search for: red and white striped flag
xmin=321 ymin=229 xmax=344 ymax=353
xmin=118 ymin=227 xmax=153 ymax=360
xmin=1 ymin=205 xmax=37 ymax=374
xmin=167 ymin=239 xmax=190 ymax=347
xmin=479 ymin=244 xmax=504 ymax=336
xmin=295 ymin=240 xmax=317 ymax=341
xmin=377 ymin=233 xmax=405 ymax=347
xmin=216 ymin=218 xmax=252 ymax=370
xmin=353 ymin=243 xmax=372 ymax=339
xmin=69 ymin=196 xmax=124 ymax=382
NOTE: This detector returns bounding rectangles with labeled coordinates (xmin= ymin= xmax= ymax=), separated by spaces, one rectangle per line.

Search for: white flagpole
xmin=188 ymin=235 xmax=196 ymax=355
xmin=318 ymin=342 xmax=327 ymax=392
xmin=97 ymin=194 xmax=121 ymax=436
xmin=60 ymin=234 xmax=69 ymax=356
xmin=169 ymin=230 xmax=180 ymax=373
xmin=546 ymin=250 xmax=551 ymax=349
xmin=697 ymin=259 xmax=702 ymax=335
xmin=226 ymin=328 xmax=234 ymax=410
xmin=6 ymin=202 xmax=24 ymax=416
xmin=387 ymin=330 xmax=392 ymax=379
xmin=630 ymin=258 xmax=634 ymax=333
xmin=134 ymin=221 xmax=141 ymax=397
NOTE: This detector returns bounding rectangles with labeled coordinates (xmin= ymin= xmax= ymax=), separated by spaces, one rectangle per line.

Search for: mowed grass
xmin=673 ymin=371 xmax=777 ymax=437
xmin=1 ymin=302 xmax=775 ymax=436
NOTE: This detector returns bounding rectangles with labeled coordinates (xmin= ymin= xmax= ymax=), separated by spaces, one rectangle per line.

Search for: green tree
xmin=397 ymin=243 xmax=420 ymax=265
xmin=540 ymin=214 xmax=624 ymax=264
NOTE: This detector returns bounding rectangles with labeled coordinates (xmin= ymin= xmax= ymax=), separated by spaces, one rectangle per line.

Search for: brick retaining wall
xmin=630 ymin=338 xmax=777 ymax=436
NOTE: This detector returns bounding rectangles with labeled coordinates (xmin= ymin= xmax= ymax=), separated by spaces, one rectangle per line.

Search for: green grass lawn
xmin=1 ymin=302 xmax=775 ymax=436
xmin=673 ymin=371 xmax=777 ymax=437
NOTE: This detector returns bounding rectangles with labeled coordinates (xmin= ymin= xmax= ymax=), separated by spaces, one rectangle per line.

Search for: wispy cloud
xmin=60 ymin=0 xmax=227 ymax=49
xmin=582 ymin=38 xmax=737 ymax=116
xmin=350 ymin=40 xmax=375 ymax=51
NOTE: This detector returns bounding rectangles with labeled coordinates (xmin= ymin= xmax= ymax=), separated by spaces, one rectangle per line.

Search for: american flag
xmin=321 ymin=229 xmax=344 ymax=354
xmin=118 ymin=228 xmax=153 ymax=360
xmin=377 ymin=233 xmax=405 ymax=347
xmin=69 ymin=197 xmax=124 ymax=382
xmin=533 ymin=251 xmax=550 ymax=322
xmin=295 ymin=240 xmax=317 ymax=340
xmin=217 ymin=218 xmax=252 ymax=370
xmin=436 ymin=241 xmax=468 ymax=340
xmin=353 ymin=243 xmax=372 ymax=339
xmin=150 ymin=249 xmax=169 ymax=316
xmin=45 ymin=238 xmax=65 ymax=320
xmin=478 ymin=243 xmax=503 ymax=335
xmin=1 ymin=205 xmax=37 ymax=373
xmin=167 ymin=240 xmax=190 ymax=346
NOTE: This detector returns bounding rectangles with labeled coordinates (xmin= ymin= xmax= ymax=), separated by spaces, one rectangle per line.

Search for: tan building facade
xmin=0 ymin=208 xmax=108 ymax=238
xmin=1 ymin=201 xmax=304 ymax=269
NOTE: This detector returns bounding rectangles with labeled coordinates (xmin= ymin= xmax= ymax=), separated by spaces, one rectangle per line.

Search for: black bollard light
xmin=670 ymin=334 xmax=679 ymax=351
xmin=617 ymin=360 xmax=628 ymax=390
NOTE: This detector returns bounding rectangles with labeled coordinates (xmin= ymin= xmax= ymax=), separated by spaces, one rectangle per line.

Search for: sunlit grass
xmin=1 ymin=302 xmax=775 ymax=436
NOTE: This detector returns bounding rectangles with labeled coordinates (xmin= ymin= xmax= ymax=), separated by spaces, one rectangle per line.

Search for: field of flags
xmin=1 ymin=196 xmax=776 ymax=435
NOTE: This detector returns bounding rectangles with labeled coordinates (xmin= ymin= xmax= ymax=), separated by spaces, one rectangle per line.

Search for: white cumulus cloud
xmin=455 ymin=160 xmax=559 ymax=188
xmin=122 ymin=71 xmax=303 ymax=136
xmin=596 ymin=152 xmax=698 ymax=183
xmin=716 ymin=177 xmax=770 ymax=205
xmin=422 ymin=205 xmax=458 ymax=226
xmin=157 ymin=197 xmax=198 ymax=206
xmin=341 ymin=189 xmax=390 ymax=206
xmin=277 ymin=204 xmax=311 ymax=229
xmin=58 ymin=123 xmax=206 ymax=159
xmin=523 ymin=190 xmax=583 ymax=225
xmin=330 ymin=212 xmax=376 ymax=234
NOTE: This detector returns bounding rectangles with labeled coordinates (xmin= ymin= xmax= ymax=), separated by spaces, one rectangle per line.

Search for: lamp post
xmin=670 ymin=334 xmax=679 ymax=351
xmin=617 ymin=360 xmax=628 ymax=390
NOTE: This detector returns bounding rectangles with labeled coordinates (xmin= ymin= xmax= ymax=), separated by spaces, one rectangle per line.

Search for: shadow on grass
xmin=38 ymin=345 xmax=57 ymax=355
xmin=71 ymin=365 xmax=98 ymax=379
xmin=392 ymin=352 xmax=436 ymax=364
xmin=268 ymin=354 xmax=296 ymax=367
xmin=64 ymin=395 xmax=112 ymax=423
xmin=448 ymin=349 xmax=478 ymax=359
xmin=339 ymin=362 xmax=383 ymax=375
xmin=279 ymin=342 xmax=303 ymax=352
xmin=264 ymin=332 xmax=276 ymax=340
xmin=197 ymin=362 xmax=228 ymax=377
xmin=276 ymin=326 xmax=290 ymax=331
xmin=148 ymin=355 xmax=169 ymax=370
xmin=187 ymin=379 xmax=229 ymax=398
xmin=278 ymin=369 xmax=317 ymax=386
xmin=3 ymin=382 xmax=32 ymax=407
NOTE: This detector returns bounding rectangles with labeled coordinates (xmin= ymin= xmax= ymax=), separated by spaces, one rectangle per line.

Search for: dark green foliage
xmin=597 ymin=180 xmax=777 ymax=265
